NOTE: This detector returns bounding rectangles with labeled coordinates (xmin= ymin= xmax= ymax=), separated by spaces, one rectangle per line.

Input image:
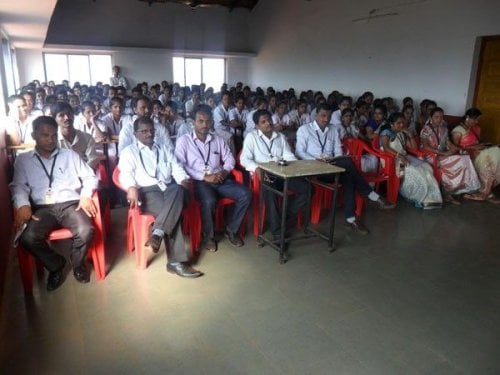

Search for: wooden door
xmin=474 ymin=37 xmax=500 ymax=144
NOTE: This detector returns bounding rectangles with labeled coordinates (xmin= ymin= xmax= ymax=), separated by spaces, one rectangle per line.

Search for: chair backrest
xmin=112 ymin=167 xmax=125 ymax=192
xmin=371 ymin=135 xmax=380 ymax=151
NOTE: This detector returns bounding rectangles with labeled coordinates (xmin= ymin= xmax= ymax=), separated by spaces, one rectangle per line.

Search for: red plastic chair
xmin=16 ymin=192 xmax=106 ymax=294
xmin=352 ymin=137 xmax=400 ymax=204
xmin=112 ymin=167 xmax=200 ymax=269
xmin=189 ymin=169 xmax=248 ymax=251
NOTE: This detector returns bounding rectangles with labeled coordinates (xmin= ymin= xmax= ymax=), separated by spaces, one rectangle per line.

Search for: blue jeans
xmin=194 ymin=177 xmax=251 ymax=238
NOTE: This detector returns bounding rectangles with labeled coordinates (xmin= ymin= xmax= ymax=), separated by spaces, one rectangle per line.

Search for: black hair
xmin=464 ymin=107 xmax=482 ymax=119
xmin=388 ymin=111 xmax=404 ymax=125
xmin=194 ymin=104 xmax=213 ymax=119
xmin=50 ymin=101 xmax=74 ymax=117
xmin=165 ymin=100 xmax=178 ymax=112
xmin=341 ymin=108 xmax=354 ymax=117
xmin=430 ymin=107 xmax=444 ymax=117
xmin=316 ymin=103 xmax=332 ymax=113
xmin=253 ymin=109 xmax=272 ymax=124
xmin=33 ymin=115 xmax=58 ymax=133
xmin=132 ymin=95 xmax=150 ymax=109
xmin=110 ymin=96 xmax=124 ymax=107
xmin=133 ymin=116 xmax=154 ymax=132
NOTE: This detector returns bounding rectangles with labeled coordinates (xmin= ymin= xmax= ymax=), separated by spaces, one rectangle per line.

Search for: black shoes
xmin=73 ymin=263 xmax=91 ymax=284
xmin=345 ymin=220 xmax=369 ymax=235
xmin=201 ymin=237 xmax=218 ymax=252
xmin=166 ymin=262 xmax=203 ymax=278
xmin=146 ymin=234 xmax=162 ymax=253
xmin=225 ymin=230 xmax=244 ymax=247
xmin=47 ymin=259 xmax=66 ymax=291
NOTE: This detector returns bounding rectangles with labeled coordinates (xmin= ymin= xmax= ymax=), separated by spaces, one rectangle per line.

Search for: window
xmin=43 ymin=53 xmax=112 ymax=86
xmin=173 ymin=57 xmax=225 ymax=89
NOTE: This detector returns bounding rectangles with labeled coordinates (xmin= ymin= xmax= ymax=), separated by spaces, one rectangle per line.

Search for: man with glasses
xmin=118 ymin=116 xmax=202 ymax=278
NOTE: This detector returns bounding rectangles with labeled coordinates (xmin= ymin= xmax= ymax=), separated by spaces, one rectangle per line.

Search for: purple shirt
xmin=175 ymin=131 xmax=235 ymax=181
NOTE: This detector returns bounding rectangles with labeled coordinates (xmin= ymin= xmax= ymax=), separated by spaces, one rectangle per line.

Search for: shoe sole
xmin=166 ymin=268 xmax=204 ymax=278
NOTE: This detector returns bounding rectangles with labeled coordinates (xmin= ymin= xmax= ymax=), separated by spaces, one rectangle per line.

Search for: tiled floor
xmin=1 ymin=199 xmax=500 ymax=374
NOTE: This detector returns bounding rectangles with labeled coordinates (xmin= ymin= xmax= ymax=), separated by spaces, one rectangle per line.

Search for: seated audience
xmin=118 ymin=95 xmax=170 ymax=154
xmin=175 ymin=105 xmax=251 ymax=250
xmin=295 ymin=103 xmax=396 ymax=235
xmin=420 ymin=107 xmax=482 ymax=204
xmin=52 ymin=102 xmax=99 ymax=170
xmin=379 ymin=112 xmax=442 ymax=209
xmin=288 ymin=99 xmax=311 ymax=128
xmin=10 ymin=116 xmax=98 ymax=291
xmin=451 ymin=108 xmax=500 ymax=203
xmin=240 ymin=109 xmax=308 ymax=239
xmin=118 ymin=116 xmax=202 ymax=278
xmin=5 ymin=95 xmax=36 ymax=146
xmin=364 ymin=104 xmax=388 ymax=139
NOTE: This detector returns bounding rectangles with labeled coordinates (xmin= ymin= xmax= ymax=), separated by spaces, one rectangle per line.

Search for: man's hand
xmin=14 ymin=205 xmax=34 ymax=231
xmin=180 ymin=179 xmax=190 ymax=189
xmin=254 ymin=168 xmax=262 ymax=181
xmin=126 ymin=187 xmax=140 ymax=208
xmin=76 ymin=197 xmax=97 ymax=217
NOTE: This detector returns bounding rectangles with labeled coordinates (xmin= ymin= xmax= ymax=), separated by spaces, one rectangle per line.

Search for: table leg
xmin=257 ymin=174 xmax=265 ymax=248
xmin=279 ymin=178 xmax=289 ymax=263
xmin=328 ymin=173 xmax=340 ymax=252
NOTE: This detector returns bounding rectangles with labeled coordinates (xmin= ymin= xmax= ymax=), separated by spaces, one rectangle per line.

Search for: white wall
xmin=248 ymin=0 xmax=500 ymax=114
xmin=16 ymin=48 xmax=45 ymax=85
xmin=16 ymin=47 xmax=253 ymax=90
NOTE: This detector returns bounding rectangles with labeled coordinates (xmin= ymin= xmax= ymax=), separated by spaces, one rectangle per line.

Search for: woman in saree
xmin=420 ymin=107 xmax=482 ymax=204
xmin=380 ymin=112 xmax=442 ymax=209
xmin=451 ymin=108 xmax=500 ymax=203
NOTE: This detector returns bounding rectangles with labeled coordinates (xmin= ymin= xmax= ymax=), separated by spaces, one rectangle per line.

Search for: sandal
xmin=487 ymin=194 xmax=500 ymax=204
xmin=463 ymin=193 xmax=486 ymax=202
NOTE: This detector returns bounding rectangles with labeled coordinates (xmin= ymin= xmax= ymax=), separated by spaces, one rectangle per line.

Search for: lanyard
xmin=139 ymin=146 xmax=159 ymax=179
xmin=35 ymin=152 xmax=58 ymax=188
xmin=195 ymin=139 xmax=211 ymax=167
xmin=113 ymin=118 xmax=121 ymax=134
xmin=260 ymin=136 xmax=275 ymax=157
xmin=315 ymin=129 xmax=327 ymax=153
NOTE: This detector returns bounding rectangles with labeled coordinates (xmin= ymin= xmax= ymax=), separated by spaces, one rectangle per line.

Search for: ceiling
xmin=0 ymin=0 xmax=258 ymax=49
xmin=0 ymin=0 xmax=57 ymax=48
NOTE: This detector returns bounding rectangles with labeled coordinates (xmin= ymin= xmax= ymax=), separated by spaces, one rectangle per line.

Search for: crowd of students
xmin=5 ymin=75 xmax=500 ymax=290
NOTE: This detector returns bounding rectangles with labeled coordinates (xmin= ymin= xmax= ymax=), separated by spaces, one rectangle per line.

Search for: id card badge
xmin=203 ymin=165 xmax=210 ymax=175
xmin=45 ymin=189 xmax=55 ymax=204
xmin=157 ymin=181 xmax=167 ymax=191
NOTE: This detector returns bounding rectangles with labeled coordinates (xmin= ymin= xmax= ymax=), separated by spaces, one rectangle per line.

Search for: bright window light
xmin=172 ymin=57 xmax=225 ymax=89
xmin=185 ymin=58 xmax=202 ymax=87
xmin=44 ymin=53 xmax=112 ymax=86
xmin=68 ymin=55 xmax=90 ymax=85
xmin=202 ymin=58 xmax=224 ymax=91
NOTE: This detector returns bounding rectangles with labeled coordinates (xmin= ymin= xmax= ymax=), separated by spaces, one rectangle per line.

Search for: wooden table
xmin=257 ymin=160 xmax=345 ymax=263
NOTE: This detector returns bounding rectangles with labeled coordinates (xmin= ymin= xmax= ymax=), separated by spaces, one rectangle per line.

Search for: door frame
xmin=472 ymin=35 xmax=500 ymax=106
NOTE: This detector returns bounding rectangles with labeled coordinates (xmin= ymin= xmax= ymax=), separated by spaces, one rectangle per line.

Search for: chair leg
xmin=17 ymin=247 xmax=34 ymax=294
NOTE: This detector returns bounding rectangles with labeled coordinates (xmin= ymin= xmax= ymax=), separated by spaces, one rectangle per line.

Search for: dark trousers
xmin=262 ymin=176 xmax=309 ymax=235
xmin=319 ymin=157 xmax=373 ymax=219
xmin=140 ymin=184 xmax=189 ymax=263
xmin=194 ymin=178 xmax=251 ymax=238
xmin=20 ymin=200 xmax=94 ymax=272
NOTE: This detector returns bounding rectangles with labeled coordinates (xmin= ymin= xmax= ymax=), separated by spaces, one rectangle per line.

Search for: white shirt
xmin=118 ymin=141 xmax=188 ymax=190
xmin=9 ymin=148 xmax=98 ymax=208
xmin=229 ymin=107 xmax=248 ymax=124
xmin=240 ymin=129 xmax=297 ymax=173
xmin=288 ymin=110 xmax=311 ymax=127
xmin=244 ymin=109 xmax=258 ymax=138
xmin=272 ymin=113 xmax=291 ymax=127
xmin=102 ymin=113 xmax=130 ymax=137
xmin=213 ymin=104 xmax=232 ymax=134
xmin=4 ymin=114 xmax=38 ymax=145
xmin=73 ymin=113 xmax=106 ymax=138
xmin=295 ymin=121 xmax=342 ymax=160
xmin=118 ymin=115 xmax=172 ymax=155
xmin=330 ymin=109 xmax=342 ymax=126
xmin=58 ymin=129 xmax=99 ymax=170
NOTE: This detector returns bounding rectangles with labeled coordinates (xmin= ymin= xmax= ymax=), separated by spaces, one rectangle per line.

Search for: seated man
xmin=10 ymin=116 xmax=98 ymax=291
xmin=240 ymin=109 xmax=308 ymax=239
xmin=118 ymin=116 xmax=202 ymax=278
xmin=118 ymin=95 xmax=170 ymax=155
xmin=52 ymin=102 xmax=99 ymax=170
xmin=295 ymin=103 xmax=396 ymax=235
xmin=175 ymin=105 xmax=251 ymax=251
xmin=5 ymin=95 xmax=37 ymax=147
